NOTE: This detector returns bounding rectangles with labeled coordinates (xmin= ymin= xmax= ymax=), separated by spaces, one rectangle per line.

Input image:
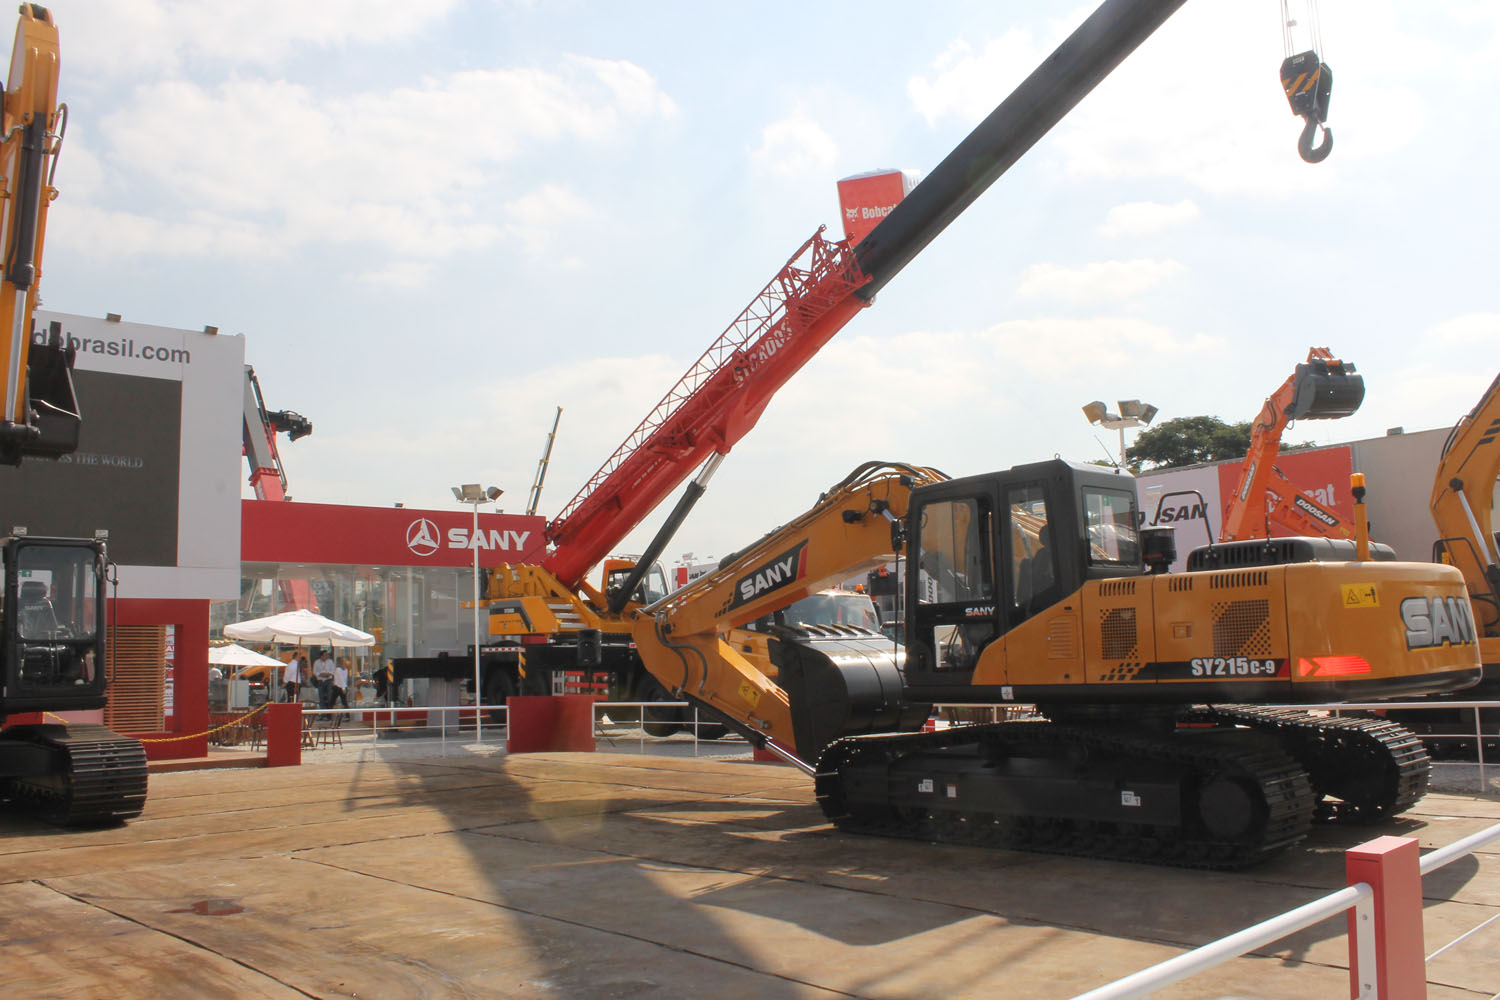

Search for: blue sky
xmin=40 ymin=1 xmax=1500 ymax=567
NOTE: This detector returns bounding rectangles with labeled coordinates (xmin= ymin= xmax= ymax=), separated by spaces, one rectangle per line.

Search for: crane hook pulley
xmin=1280 ymin=50 xmax=1333 ymax=164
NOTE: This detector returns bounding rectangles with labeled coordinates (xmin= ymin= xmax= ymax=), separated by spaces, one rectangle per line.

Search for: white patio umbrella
xmin=224 ymin=608 xmax=375 ymax=648
xmin=208 ymin=642 xmax=286 ymax=668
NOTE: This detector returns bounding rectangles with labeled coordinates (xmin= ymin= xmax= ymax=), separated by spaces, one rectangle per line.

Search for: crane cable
xmin=1278 ymin=0 xmax=1333 ymax=163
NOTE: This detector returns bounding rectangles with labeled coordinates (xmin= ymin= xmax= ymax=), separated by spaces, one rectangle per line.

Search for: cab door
xmin=904 ymin=483 xmax=1002 ymax=696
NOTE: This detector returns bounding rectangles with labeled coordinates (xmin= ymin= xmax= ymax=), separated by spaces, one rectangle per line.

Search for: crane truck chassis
xmin=629 ymin=460 xmax=1481 ymax=868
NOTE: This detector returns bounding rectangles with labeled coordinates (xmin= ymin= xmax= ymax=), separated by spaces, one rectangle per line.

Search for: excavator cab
xmin=1 ymin=535 xmax=107 ymax=716
xmin=902 ymin=460 xmax=1141 ymax=702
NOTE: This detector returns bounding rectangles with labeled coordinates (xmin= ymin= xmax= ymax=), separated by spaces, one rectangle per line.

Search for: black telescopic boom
xmin=852 ymin=0 xmax=1189 ymax=301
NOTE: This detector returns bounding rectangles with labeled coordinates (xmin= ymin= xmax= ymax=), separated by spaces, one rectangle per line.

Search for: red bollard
xmin=505 ymin=695 xmax=596 ymax=753
xmin=1346 ymin=835 xmax=1426 ymax=1000
xmin=264 ymin=702 xmax=303 ymax=767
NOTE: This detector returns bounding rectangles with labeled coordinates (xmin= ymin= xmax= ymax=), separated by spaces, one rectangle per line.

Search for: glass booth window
xmin=916 ymin=497 xmax=993 ymax=605
xmin=1084 ymin=488 xmax=1141 ymax=565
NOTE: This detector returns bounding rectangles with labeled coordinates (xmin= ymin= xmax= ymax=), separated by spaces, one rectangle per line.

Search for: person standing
xmin=313 ymin=649 xmax=335 ymax=709
xmin=281 ymin=653 xmax=302 ymax=703
xmin=331 ymin=656 xmax=350 ymax=715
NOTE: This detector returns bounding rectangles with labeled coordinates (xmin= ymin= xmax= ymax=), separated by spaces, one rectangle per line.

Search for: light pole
xmin=452 ymin=483 xmax=502 ymax=744
xmin=1083 ymin=398 xmax=1159 ymax=466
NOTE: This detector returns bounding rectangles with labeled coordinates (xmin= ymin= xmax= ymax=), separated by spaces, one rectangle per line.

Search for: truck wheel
xmin=636 ymin=677 xmax=684 ymax=738
xmin=483 ymin=670 xmax=515 ymax=725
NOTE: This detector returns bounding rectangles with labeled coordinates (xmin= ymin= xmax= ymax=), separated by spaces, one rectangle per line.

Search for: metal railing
xmin=1070 ymin=821 xmax=1500 ymax=1000
xmin=282 ymin=700 xmax=746 ymax=759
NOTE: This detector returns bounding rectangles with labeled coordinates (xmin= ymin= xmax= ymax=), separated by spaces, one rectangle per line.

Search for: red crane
xmin=539 ymin=0 xmax=1194 ymax=592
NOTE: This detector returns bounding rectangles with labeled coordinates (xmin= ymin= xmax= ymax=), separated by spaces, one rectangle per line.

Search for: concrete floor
xmin=2 ymin=750 xmax=1497 ymax=999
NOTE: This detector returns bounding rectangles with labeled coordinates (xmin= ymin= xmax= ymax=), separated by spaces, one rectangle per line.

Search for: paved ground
xmin=2 ymin=747 xmax=1498 ymax=999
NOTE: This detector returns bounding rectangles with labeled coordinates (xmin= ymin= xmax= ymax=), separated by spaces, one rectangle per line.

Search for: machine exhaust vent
xmin=1210 ymin=570 xmax=1269 ymax=590
xmin=1211 ymin=599 xmax=1272 ymax=656
xmin=1098 ymin=580 xmax=1137 ymax=598
xmin=1098 ymin=607 xmax=1138 ymax=660
xmin=1046 ymin=613 xmax=1079 ymax=660
xmin=1168 ymin=577 xmax=1194 ymax=592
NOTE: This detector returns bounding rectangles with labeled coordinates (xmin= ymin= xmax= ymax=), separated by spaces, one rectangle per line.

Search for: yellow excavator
xmin=0 ymin=4 xmax=74 ymax=467
xmin=631 ymin=459 xmax=1481 ymax=867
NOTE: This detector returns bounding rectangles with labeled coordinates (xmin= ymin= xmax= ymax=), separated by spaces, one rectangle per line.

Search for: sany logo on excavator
xmin=1400 ymin=595 xmax=1476 ymax=651
xmin=729 ymin=540 xmax=809 ymax=610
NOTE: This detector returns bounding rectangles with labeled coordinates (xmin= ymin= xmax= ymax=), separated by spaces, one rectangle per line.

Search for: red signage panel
xmin=836 ymin=169 xmax=911 ymax=246
xmin=241 ymin=501 xmax=547 ymax=568
xmin=1215 ymin=445 xmax=1355 ymax=537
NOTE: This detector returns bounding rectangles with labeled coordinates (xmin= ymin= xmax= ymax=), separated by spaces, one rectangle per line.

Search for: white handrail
xmin=1069 ymin=885 xmax=1374 ymax=1000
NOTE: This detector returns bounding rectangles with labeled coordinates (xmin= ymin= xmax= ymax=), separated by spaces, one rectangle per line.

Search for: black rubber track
xmin=815 ymin=721 xmax=1316 ymax=870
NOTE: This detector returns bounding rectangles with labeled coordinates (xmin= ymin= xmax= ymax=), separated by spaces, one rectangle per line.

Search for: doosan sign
xmin=242 ymin=500 xmax=547 ymax=568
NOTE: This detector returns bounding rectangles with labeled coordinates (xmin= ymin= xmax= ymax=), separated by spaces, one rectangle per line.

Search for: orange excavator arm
xmin=0 ymin=5 xmax=70 ymax=466
xmin=1220 ymin=347 xmax=1363 ymax=541
xmin=1430 ymin=372 xmax=1500 ymax=641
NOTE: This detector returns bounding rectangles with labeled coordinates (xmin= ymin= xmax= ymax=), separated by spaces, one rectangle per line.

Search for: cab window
xmin=1083 ymin=488 xmax=1141 ymax=566
xmin=916 ymin=497 xmax=993 ymax=605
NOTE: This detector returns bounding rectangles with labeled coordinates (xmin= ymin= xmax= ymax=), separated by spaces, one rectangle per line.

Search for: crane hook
xmin=1297 ymin=117 xmax=1332 ymax=163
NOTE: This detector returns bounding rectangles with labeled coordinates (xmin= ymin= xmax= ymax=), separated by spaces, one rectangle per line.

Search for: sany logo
xmin=406 ymin=519 xmax=533 ymax=558
xmin=447 ymin=527 xmax=532 ymax=552
xmin=406 ymin=519 xmax=441 ymax=557
xmin=1400 ymin=595 xmax=1476 ymax=651
xmin=729 ymin=540 xmax=808 ymax=609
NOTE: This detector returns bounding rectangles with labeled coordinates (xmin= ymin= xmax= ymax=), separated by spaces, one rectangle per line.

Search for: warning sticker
xmin=1341 ymin=584 xmax=1379 ymax=608
xmin=738 ymin=680 xmax=761 ymax=708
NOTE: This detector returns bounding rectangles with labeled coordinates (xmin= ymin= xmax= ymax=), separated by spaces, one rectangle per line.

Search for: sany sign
xmin=242 ymin=500 xmax=548 ymax=568
xmin=404 ymin=518 xmax=533 ymax=557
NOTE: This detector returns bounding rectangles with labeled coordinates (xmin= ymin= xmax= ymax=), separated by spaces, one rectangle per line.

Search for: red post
xmin=505 ymin=695 xmax=596 ymax=753
xmin=264 ymin=702 xmax=302 ymax=767
xmin=1346 ymin=835 xmax=1426 ymax=1000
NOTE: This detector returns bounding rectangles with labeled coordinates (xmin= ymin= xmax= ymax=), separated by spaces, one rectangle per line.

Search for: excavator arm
xmin=0 ymin=5 xmax=70 ymax=466
xmin=1430 ymin=372 xmax=1500 ymax=641
xmin=1220 ymin=346 xmax=1363 ymax=541
xmin=629 ymin=462 xmax=947 ymax=761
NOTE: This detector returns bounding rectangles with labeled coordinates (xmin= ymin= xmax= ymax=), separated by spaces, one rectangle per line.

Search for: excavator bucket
xmin=1288 ymin=358 xmax=1364 ymax=421
xmin=772 ymin=629 xmax=930 ymax=759
xmin=0 ymin=332 xmax=80 ymax=465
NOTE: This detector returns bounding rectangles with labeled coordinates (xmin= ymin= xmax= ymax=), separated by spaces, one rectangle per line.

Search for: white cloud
xmin=1425 ymin=312 xmax=1500 ymax=347
xmin=1016 ymin=259 xmax=1186 ymax=302
xmin=67 ymin=57 xmax=671 ymax=271
xmin=500 ymin=184 xmax=594 ymax=254
xmin=751 ymin=113 xmax=837 ymax=178
xmin=906 ymin=30 xmax=1046 ymax=127
xmin=977 ymin=316 xmax=1224 ymax=375
xmin=1098 ymin=200 xmax=1200 ymax=238
xmin=66 ymin=0 xmax=465 ymax=75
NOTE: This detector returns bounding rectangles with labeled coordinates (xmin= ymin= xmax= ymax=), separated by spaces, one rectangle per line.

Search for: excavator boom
xmin=0 ymin=5 xmax=71 ymax=466
xmin=1430 ymin=371 xmax=1500 ymax=653
xmin=1220 ymin=347 xmax=1363 ymax=541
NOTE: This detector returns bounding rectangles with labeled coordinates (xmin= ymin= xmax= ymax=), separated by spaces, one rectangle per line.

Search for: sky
xmin=38 ymin=0 xmax=1500 ymax=569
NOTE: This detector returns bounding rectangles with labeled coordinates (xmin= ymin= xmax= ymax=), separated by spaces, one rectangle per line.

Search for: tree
xmin=1126 ymin=415 xmax=1251 ymax=471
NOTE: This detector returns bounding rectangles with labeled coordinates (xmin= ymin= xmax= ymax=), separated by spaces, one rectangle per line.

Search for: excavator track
xmin=1186 ymin=706 xmax=1430 ymax=824
xmin=0 ymin=724 xmax=148 ymax=826
xmin=815 ymin=720 xmax=1316 ymax=870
